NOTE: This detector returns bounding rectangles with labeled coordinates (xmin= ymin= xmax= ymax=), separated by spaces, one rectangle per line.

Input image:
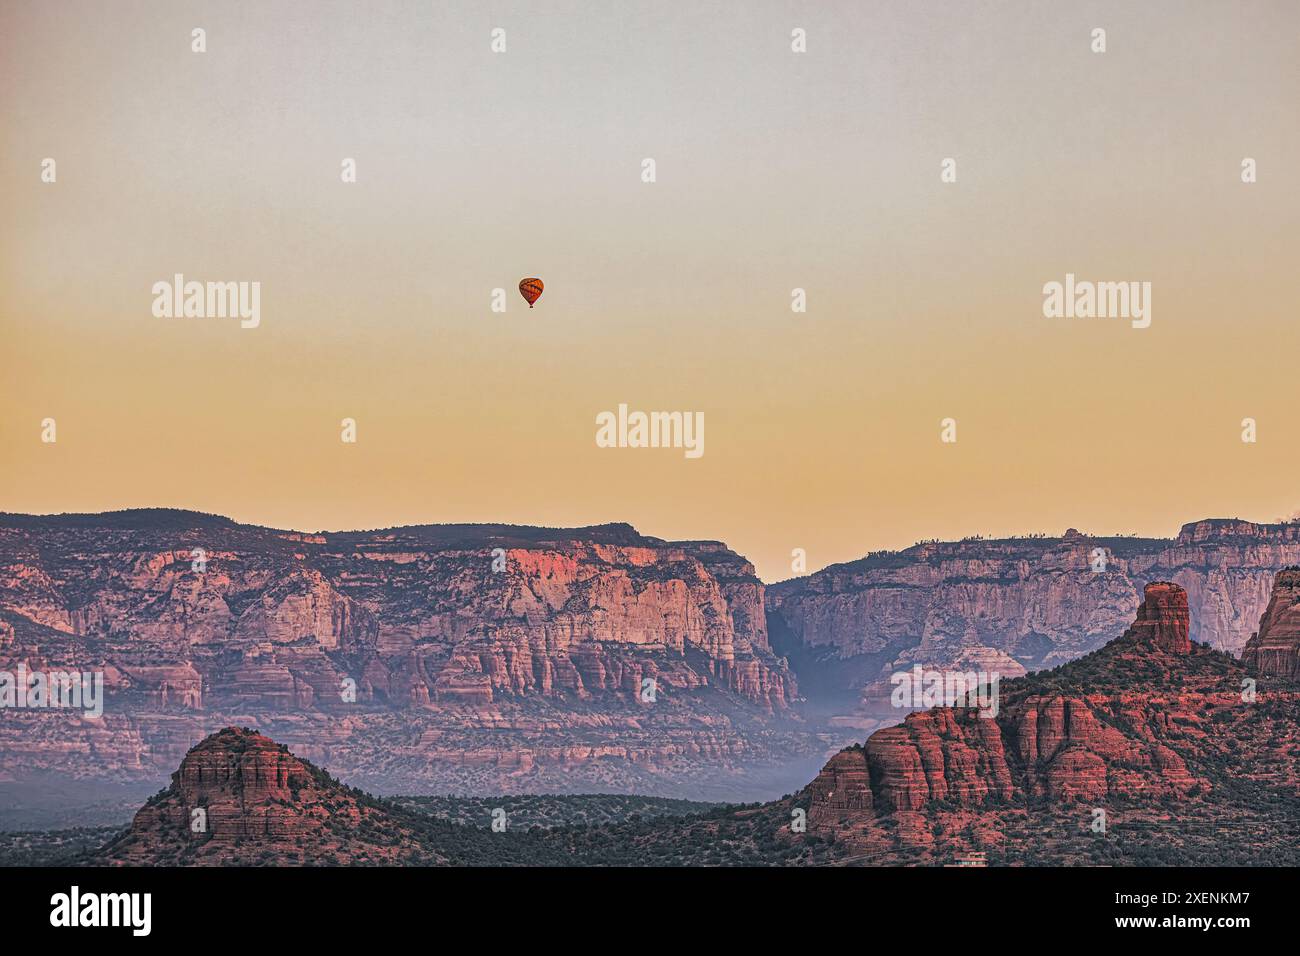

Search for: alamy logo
xmin=890 ymin=665 xmax=1001 ymax=718
xmin=1042 ymin=273 xmax=1151 ymax=329
xmin=152 ymin=274 xmax=261 ymax=328
xmin=50 ymin=886 xmax=151 ymax=936
xmin=0 ymin=663 xmax=103 ymax=718
xmin=595 ymin=404 xmax=704 ymax=459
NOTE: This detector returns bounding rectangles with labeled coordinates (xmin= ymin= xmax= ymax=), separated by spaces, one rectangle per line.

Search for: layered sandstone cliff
xmin=768 ymin=519 xmax=1300 ymax=713
xmin=0 ymin=511 xmax=803 ymax=797
xmin=811 ymin=585 xmax=1197 ymax=816
xmin=1241 ymin=568 xmax=1300 ymax=679
xmin=7 ymin=509 xmax=1298 ymax=803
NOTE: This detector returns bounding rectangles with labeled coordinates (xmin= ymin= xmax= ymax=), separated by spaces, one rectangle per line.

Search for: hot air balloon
xmin=519 ymin=277 xmax=544 ymax=308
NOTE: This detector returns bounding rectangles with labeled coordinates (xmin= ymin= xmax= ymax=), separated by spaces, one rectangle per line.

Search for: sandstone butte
xmin=4 ymin=510 xmax=1300 ymax=797
xmin=98 ymin=727 xmax=443 ymax=866
xmin=803 ymin=578 xmax=1300 ymax=865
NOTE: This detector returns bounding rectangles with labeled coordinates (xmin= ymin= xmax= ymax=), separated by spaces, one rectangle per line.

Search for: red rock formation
xmin=1241 ymin=568 xmax=1300 ymax=679
xmin=100 ymin=727 xmax=438 ymax=865
xmin=806 ymin=583 xmax=1255 ymax=859
xmin=1125 ymin=581 xmax=1191 ymax=654
xmin=804 ymin=748 xmax=874 ymax=816
xmin=0 ymin=511 xmax=806 ymax=797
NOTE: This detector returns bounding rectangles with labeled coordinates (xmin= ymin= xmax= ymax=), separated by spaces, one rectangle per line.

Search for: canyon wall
xmin=5 ymin=509 xmax=1297 ymax=804
xmin=767 ymin=520 xmax=1300 ymax=712
xmin=0 ymin=511 xmax=806 ymax=798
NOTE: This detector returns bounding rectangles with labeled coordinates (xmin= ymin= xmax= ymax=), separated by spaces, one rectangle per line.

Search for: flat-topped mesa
xmin=1241 ymin=568 xmax=1300 ymax=679
xmin=1126 ymin=582 xmax=1191 ymax=655
xmin=1175 ymin=518 xmax=1300 ymax=545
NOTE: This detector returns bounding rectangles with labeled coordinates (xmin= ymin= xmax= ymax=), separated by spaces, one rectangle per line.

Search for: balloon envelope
xmin=519 ymin=278 xmax=544 ymax=308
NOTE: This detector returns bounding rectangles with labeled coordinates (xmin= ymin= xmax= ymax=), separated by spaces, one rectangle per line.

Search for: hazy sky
xmin=3 ymin=0 xmax=1298 ymax=582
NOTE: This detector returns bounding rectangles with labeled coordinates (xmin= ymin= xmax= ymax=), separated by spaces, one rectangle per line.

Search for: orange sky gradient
xmin=3 ymin=1 xmax=1299 ymax=581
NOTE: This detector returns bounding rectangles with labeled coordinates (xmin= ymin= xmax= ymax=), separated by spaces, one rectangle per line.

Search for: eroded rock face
xmin=1241 ymin=568 xmax=1300 ymax=679
xmin=0 ymin=511 xmax=804 ymax=797
xmin=768 ymin=519 xmax=1300 ymax=712
xmin=805 ymin=583 xmax=1283 ymax=858
xmin=99 ymin=727 xmax=436 ymax=865
xmin=804 ymin=749 xmax=874 ymax=815
xmin=1126 ymin=581 xmax=1191 ymax=655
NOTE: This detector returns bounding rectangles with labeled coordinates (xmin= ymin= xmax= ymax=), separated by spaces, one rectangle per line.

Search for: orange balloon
xmin=519 ymin=277 xmax=544 ymax=308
